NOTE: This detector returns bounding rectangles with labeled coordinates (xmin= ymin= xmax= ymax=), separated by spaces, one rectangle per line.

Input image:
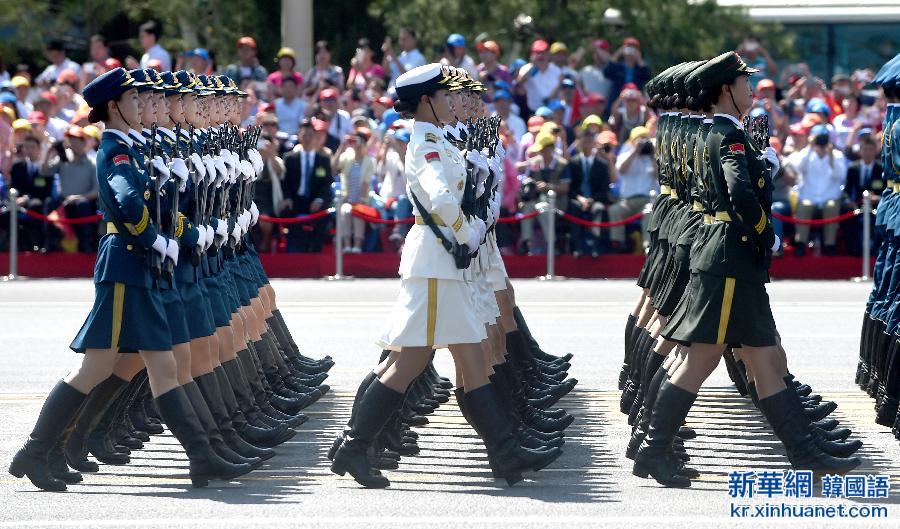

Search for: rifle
xmin=162 ymin=123 xmax=181 ymax=283
xmin=187 ymin=124 xmax=202 ymax=266
xmin=148 ymin=123 xmax=162 ymax=282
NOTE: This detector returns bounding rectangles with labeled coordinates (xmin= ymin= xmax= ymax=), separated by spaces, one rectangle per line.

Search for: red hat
xmin=622 ymin=82 xmax=639 ymax=91
xmin=103 ymin=58 xmax=122 ymax=70
xmin=527 ymin=115 xmax=545 ymax=133
xmin=593 ymin=39 xmax=611 ymax=51
xmin=789 ymin=123 xmax=809 ymax=136
xmin=311 ymin=117 xmax=328 ymax=132
xmin=259 ymin=102 xmax=276 ymax=114
xmin=237 ymin=36 xmax=257 ymax=49
xmin=56 ymin=69 xmax=78 ymax=86
xmin=623 ymin=37 xmax=641 ymax=48
xmin=530 ymin=39 xmax=549 ymax=54
xmin=28 ymin=110 xmax=47 ymax=124
xmin=756 ymin=78 xmax=776 ymax=91
xmin=375 ymin=95 xmax=394 ymax=107
xmin=319 ymin=88 xmax=339 ymax=101
xmin=146 ymin=59 xmax=163 ymax=72
xmin=581 ymin=92 xmax=607 ymax=106
xmin=38 ymin=91 xmax=58 ymax=106
xmin=478 ymin=40 xmax=501 ymax=55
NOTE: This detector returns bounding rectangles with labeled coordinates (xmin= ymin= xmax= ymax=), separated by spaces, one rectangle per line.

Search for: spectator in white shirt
xmin=274 ymin=77 xmax=307 ymax=136
xmin=11 ymin=75 xmax=33 ymax=119
xmin=493 ymin=90 xmax=526 ymax=141
xmin=610 ymin=126 xmax=657 ymax=251
xmin=383 ymin=27 xmax=427 ymax=86
xmin=517 ymin=40 xmax=562 ymax=114
xmin=34 ymin=41 xmax=82 ymax=89
xmin=138 ymin=21 xmax=172 ymax=72
xmin=580 ymin=39 xmax=614 ymax=105
xmin=549 ymin=42 xmax=579 ymax=83
xmin=792 ymin=124 xmax=847 ymax=255
xmin=81 ymin=34 xmax=112 ymax=87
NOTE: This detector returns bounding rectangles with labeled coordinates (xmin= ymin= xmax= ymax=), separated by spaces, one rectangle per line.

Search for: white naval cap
xmin=395 ymin=63 xmax=451 ymax=101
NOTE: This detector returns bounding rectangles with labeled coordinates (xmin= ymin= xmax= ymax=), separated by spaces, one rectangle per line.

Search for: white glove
xmin=165 ymin=237 xmax=180 ymax=265
xmin=495 ymin=141 xmax=506 ymax=161
xmin=239 ymin=210 xmax=251 ymax=230
xmin=151 ymin=234 xmax=168 ymax=261
xmin=239 ymin=160 xmax=255 ymax=181
xmin=490 ymin=154 xmax=503 ymax=179
xmin=464 ymin=217 xmax=487 ymax=254
xmin=194 ymin=228 xmax=205 ymax=251
xmin=170 ymin=158 xmax=189 ymax=183
xmin=466 ymin=149 xmax=490 ymax=184
xmin=763 ymin=146 xmax=780 ymax=174
xmin=230 ymin=223 xmax=242 ymax=243
xmin=214 ymin=156 xmax=227 ymax=187
xmin=250 ymin=202 xmax=260 ymax=226
xmin=248 ymin=149 xmax=264 ymax=175
xmin=190 ymin=153 xmax=206 ymax=182
xmin=489 ymin=194 xmax=501 ymax=225
xmin=203 ymin=155 xmax=217 ymax=184
xmin=214 ymin=221 xmax=228 ymax=245
xmin=151 ymin=156 xmax=170 ymax=185
xmin=771 ymin=234 xmax=781 ymax=252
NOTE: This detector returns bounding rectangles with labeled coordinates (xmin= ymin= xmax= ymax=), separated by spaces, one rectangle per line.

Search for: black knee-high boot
xmin=330 ymin=379 xmax=405 ymax=488
xmin=757 ymin=388 xmax=861 ymax=475
xmin=876 ymin=336 xmax=900 ymax=426
xmin=154 ymin=386 xmax=254 ymax=488
xmin=628 ymin=351 xmax=666 ymax=426
xmin=183 ymin=381 xmax=262 ymax=469
xmin=856 ymin=315 xmax=870 ymax=386
xmin=195 ymin=372 xmax=275 ymax=460
xmin=328 ymin=371 xmax=378 ymax=461
xmin=61 ymin=375 xmax=128 ymax=472
xmin=620 ymin=314 xmax=639 ymax=390
xmin=632 ymin=380 xmax=696 ymax=488
xmin=463 ymin=383 xmax=563 ymax=486
xmin=214 ymin=364 xmax=294 ymax=447
xmin=512 ymin=306 xmax=573 ymax=362
xmin=127 ymin=371 xmax=163 ymax=435
xmin=9 ymin=381 xmax=86 ymax=491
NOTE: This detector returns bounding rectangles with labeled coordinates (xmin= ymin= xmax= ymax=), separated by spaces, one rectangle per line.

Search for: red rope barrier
xmin=350 ymin=210 xmax=414 ymax=225
xmin=772 ymin=210 xmax=860 ymax=226
xmin=258 ymin=209 xmax=332 ymax=225
xmin=22 ymin=210 xmax=103 ymax=225
xmin=558 ymin=210 xmax=645 ymax=228
xmin=497 ymin=210 xmax=542 ymax=224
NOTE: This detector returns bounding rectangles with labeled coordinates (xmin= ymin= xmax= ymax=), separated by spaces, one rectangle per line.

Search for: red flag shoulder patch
xmin=424 ymin=151 xmax=441 ymax=163
xmin=113 ymin=154 xmax=130 ymax=165
xmin=727 ymin=143 xmax=745 ymax=155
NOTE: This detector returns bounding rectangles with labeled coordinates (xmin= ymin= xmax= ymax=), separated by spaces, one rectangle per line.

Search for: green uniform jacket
xmin=691 ymin=115 xmax=774 ymax=283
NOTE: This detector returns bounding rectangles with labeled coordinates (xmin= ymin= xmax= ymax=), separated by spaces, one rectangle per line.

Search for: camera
xmin=638 ymin=139 xmax=654 ymax=155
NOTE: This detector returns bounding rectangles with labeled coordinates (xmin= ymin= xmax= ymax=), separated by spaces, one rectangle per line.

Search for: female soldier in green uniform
xmin=634 ymin=52 xmax=861 ymax=487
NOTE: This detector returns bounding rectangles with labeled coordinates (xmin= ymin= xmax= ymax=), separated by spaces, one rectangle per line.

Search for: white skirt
xmin=378 ymin=277 xmax=487 ymax=351
xmin=472 ymin=275 xmax=500 ymax=325
xmin=485 ymin=232 xmax=509 ymax=291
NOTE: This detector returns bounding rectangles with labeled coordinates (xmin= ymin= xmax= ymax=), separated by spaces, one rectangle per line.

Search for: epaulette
xmin=425 ymin=133 xmax=439 ymax=143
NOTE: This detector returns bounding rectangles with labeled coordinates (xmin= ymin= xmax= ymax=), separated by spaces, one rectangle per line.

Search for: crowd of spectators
xmin=0 ymin=26 xmax=890 ymax=258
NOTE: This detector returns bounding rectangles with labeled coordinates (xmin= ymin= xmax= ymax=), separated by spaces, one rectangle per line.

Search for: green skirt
xmin=662 ymin=271 xmax=777 ymax=348
xmin=70 ymin=281 xmax=172 ymax=353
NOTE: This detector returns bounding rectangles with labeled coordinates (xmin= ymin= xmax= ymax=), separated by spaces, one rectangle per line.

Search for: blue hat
xmin=159 ymin=71 xmax=191 ymax=96
xmin=0 ymin=92 xmax=17 ymax=104
xmin=884 ymin=60 xmax=900 ymax=90
xmin=810 ymin=124 xmax=829 ymax=137
xmin=509 ymin=58 xmax=527 ymax=72
xmin=546 ymin=99 xmax=564 ymax=111
xmin=535 ymin=106 xmax=553 ymax=118
xmin=493 ymin=79 xmax=511 ymax=92
xmin=493 ymin=90 xmax=512 ymax=101
xmin=805 ymin=98 xmax=830 ymax=115
xmin=393 ymin=129 xmax=411 ymax=143
xmin=381 ymin=108 xmax=400 ymax=129
xmin=129 ymin=69 xmax=161 ymax=93
xmin=749 ymin=106 xmax=767 ymax=118
xmin=447 ymin=33 xmax=466 ymax=48
xmin=874 ymin=53 xmax=900 ymax=86
xmin=186 ymin=48 xmax=210 ymax=62
xmin=82 ymin=67 xmax=141 ymax=109
xmin=560 ymin=77 xmax=576 ymax=89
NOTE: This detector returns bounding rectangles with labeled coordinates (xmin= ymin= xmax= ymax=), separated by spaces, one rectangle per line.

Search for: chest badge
xmin=457 ymin=181 xmax=464 ymax=190
xmin=144 ymin=190 xmax=151 ymax=200
xmin=758 ymin=177 xmax=765 ymax=189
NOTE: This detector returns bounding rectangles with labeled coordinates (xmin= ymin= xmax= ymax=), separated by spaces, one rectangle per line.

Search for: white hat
xmin=395 ymin=63 xmax=451 ymax=101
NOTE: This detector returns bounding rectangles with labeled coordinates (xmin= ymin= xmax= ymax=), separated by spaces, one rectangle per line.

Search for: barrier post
xmin=538 ymin=190 xmax=558 ymax=280
xmin=4 ymin=188 xmax=18 ymax=281
xmin=861 ymin=191 xmax=872 ymax=281
xmin=327 ymin=194 xmax=347 ymax=280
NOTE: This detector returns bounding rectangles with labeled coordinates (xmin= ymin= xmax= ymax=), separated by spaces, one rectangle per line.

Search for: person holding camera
xmin=40 ymin=125 xmax=98 ymax=252
xmin=518 ymin=130 xmax=570 ymax=255
xmin=333 ymin=128 xmax=375 ymax=253
xmin=791 ymin=124 xmax=847 ymax=256
xmin=609 ymin=125 xmax=657 ymax=252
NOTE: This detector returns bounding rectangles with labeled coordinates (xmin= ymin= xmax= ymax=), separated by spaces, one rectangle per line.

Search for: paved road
xmin=0 ymin=279 xmax=897 ymax=528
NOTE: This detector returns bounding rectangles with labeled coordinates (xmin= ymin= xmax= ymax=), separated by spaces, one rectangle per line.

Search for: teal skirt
xmin=179 ymin=281 xmax=216 ymax=339
xmin=202 ymin=275 xmax=233 ymax=327
xmin=71 ymin=281 xmax=172 ymax=353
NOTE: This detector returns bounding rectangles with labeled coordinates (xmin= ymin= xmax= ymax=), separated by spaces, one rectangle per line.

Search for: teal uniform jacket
xmin=70 ymin=130 xmax=172 ymax=353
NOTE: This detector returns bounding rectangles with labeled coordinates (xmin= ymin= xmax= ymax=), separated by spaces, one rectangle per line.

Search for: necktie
xmin=863 ymin=165 xmax=870 ymax=187
xmin=301 ymin=152 xmax=312 ymax=197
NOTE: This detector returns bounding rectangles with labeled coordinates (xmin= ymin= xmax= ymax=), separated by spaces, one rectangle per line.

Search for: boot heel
xmin=504 ymin=472 xmax=523 ymax=486
xmin=191 ymin=475 xmax=209 ymax=488
xmin=8 ymin=458 xmax=25 ymax=478
xmin=632 ymin=463 xmax=650 ymax=479
xmin=330 ymin=462 xmax=346 ymax=476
